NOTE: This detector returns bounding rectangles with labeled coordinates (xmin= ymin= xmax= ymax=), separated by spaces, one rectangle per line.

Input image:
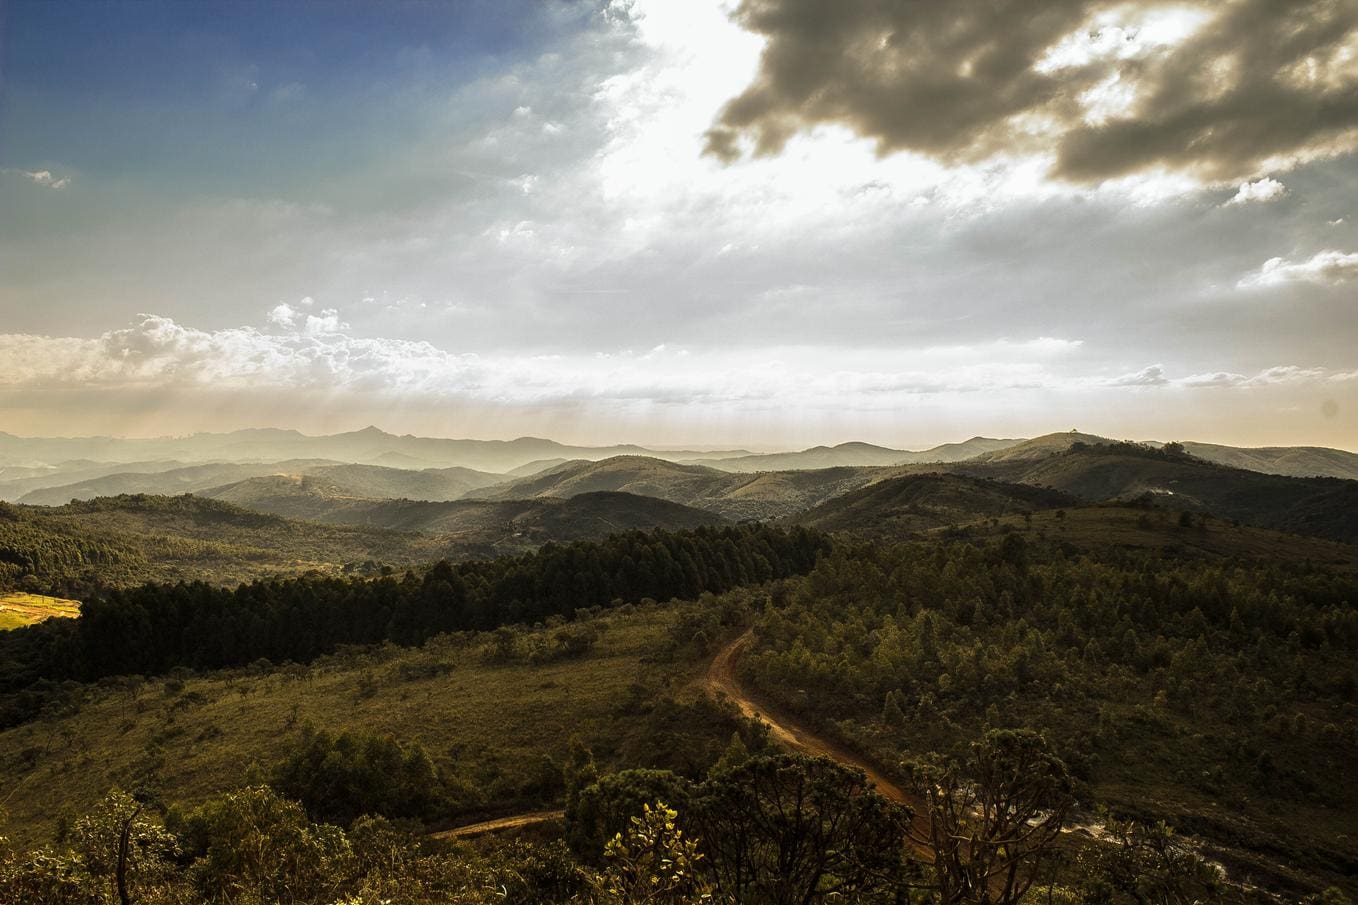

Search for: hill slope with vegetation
xmin=946 ymin=441 xmax=1358 ymax=543
xmin=792 ymin=472 xmax=1074 ymax=534
xmin=480 ymin=455 xmax=898 ymax=520
xmin=0 ymin=495 xmax=448 ymax=595
xmin=20 ymin=460 xmax=504 ymax=506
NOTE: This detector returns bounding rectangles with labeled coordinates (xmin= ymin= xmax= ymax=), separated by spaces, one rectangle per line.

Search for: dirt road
xmin=434 ymin=628 xmax=927 ymax=842
xmin=705 ymin=629 xmax=916 ymax=806
xmin=430 ymin=809 xmax=565 ymax=840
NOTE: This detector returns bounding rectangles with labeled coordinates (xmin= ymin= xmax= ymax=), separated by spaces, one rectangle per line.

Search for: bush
xmin=271 ymin=726 xmax=448 ymax=826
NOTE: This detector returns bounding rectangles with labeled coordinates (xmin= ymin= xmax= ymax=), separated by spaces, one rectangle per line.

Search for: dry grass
xmin=0 ymin=592 xmax=81 ymax=630
xmin=0 ymin=602 xmax=713 ymax=846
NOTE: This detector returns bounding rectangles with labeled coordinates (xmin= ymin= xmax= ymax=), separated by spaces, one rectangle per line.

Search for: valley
xmin=0 ymin=427 xmax=1355 ymax=903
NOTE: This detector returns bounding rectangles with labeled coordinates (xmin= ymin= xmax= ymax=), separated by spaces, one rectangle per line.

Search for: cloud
xmin=4 ymin=168 xmax=72 ymax=189
xmin=1178 ymin=365 xmax=1329 ymax=388
xmin=1107 ymin=364 xmax=1169 ymax=386
xmin=0 ymin=311 xmax=1099 ymax=409
xmin=1103 ymin=363 xmax=1340 ymax=389
xmin=1226 ymin=177 xmax=1288 ymax=205
xmin=267 ymin=303 xmax=299 ymax=328
xmin=1 ymin=314 xmax=1350 ymax=421
xmin=1237 ymin=250 xmax=1358 ymax=287
xmin=705 ymin=0 xmax=1358 ymax=184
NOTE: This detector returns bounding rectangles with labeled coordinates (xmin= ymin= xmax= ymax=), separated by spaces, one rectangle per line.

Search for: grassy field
xmin=0 ymin=601 xmax=735 ymax=847
xmin=0 ymin=592 xmax=81 ymax=630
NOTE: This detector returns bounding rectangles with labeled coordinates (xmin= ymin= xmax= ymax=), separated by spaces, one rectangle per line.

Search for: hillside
xmin=17 ymin=459 xmax=342 ymax=505
xmin=1179 ymin=441 xmax=1358 ymax=480
xmin=953 ymin=504 xmax=1358 ymax=570
xmin=699 ymin=436 xmax=1024 ymax=472
xmin=0 ymin=495 xmax=447 ymax=593
xmin=0 ymin=459 xmax=194 ymax=502
xmin=504 ymin=457 xmax=573 ymax=477
xmin=292 ymin=463 xmax=503 ymax=500
xmin=19 ymin=460 xmax=505 ymax=507
xmin=792 ymin=473 xmax=1074 ymax=534
xmin=202 ymin=482 xmax=728 ymax=553
xmin=478 ymin=455 xmax=896 ymax=520
xmin=965 ymin=430 xmax=1118 ymax=462
xmin=950 ymin=442 xmax=1358 ymax=543
xmin=0 ymin=603 xmax=740 ymax=846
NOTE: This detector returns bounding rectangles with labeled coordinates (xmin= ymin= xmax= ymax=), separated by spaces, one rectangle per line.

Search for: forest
xmin=0 ymin=524 xmax=827 ymax=723
xmin=738 ymin=533 xmax=1358 ymax=892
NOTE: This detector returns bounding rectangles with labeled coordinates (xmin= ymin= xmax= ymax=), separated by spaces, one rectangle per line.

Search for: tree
xmin=690 ymin=754 xmax=912 ymax=904
xmin=174 ymin=786 xmax=355 ymax=903
xmin=67 ymin=790 xmax=179 ymax=905
xmin=568 ymin=769 xmax=692 ymax=862
xmin=270 ymin=726 xmax=445 ymax=826
xmin=903 ymin=730 xmax=1072 ymax=905
xmin=584 ymin=802 xmax=715 ymax=905
xmin=1077 ymin=816 xmax=1224 ymax=905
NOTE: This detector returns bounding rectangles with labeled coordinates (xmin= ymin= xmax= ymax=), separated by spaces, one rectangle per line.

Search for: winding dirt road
xmin=705 ymin=629 xmax=917 ymax=806
xmin=435 ymin=628 xmax=927 ymax=841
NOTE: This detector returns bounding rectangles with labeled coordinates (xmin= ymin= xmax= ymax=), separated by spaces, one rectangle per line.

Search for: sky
xmin=1 ymin=0 xmax=1356 ymax=450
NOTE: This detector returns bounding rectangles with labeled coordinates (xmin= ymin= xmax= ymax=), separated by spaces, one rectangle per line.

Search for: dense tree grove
xmin=740 ymin=536 xmax=1358 ymax=892
xmin=0 ymin=524 xmax=828 ymax=709
xmin=271 ymin=727 xmax=447 ymax=827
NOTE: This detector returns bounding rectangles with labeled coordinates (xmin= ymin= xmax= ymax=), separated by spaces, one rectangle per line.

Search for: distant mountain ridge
xmin=3 ymin=428 xmax=1357 ymax=492
xmin=0 ymin=428 xmax=752 ymax=474
xmin=16 ymin=460 xmax=344 ymax=506
xmin=695 ymin=437 xmax=1024 ymax=471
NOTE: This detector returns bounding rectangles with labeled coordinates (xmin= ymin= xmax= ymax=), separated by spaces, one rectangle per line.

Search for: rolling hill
xmin=475 ymin=455 xmax=897 ymax=520
xmin=202 ymin=470 xmax=726 ymax=537
xmin=1178 ymin=441 xmax=1358 ymax=480
xmin=698 ymin=437 xmax=1024 ymax=472
xmin=17 ymin=459 xmax=343 ymax=505
xmin=18 ymin=461 xmax=505 ymax=507
xmin=793 ymin=473 xmax=1075 ymax=534
xmin=963 ymin=430 xmax=1118 ymax=462
xmin=236 ymin=491 xmax=729 ymax=555
xmin=0 ymin=495 xmax=449 ymax=592
xmin=0 ymin=459 xmax=196 ymax=502
xmin=948 ymin=441 xmax=1358 ymax=543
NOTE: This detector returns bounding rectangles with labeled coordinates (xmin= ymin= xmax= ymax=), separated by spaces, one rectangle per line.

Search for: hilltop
xmin=949 ymin=440 xmax=1358 ymax=543
xmin=697 ymin=437 xmax=1023 ymax=472
xmin=792 ymin=472 xmax=1074 ymax=534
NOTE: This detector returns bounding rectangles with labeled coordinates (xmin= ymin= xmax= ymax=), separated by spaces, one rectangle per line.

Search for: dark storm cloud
xmin=705 ymin=0 xmax=1358 ymax=182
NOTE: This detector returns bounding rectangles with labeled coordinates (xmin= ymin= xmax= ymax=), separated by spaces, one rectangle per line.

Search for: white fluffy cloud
xmin=1238 ymin=250 xmax=1358 ymax=288
xmin=0 ymin=314 xmax=1350 ymax=421
xmin=3 ymin=168 xmax=71 ymax=189
xmin=0 ymin=315 xmax=1085 ymax=405
xmin=1226 ymin=177 xmax=1288 ymax=205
